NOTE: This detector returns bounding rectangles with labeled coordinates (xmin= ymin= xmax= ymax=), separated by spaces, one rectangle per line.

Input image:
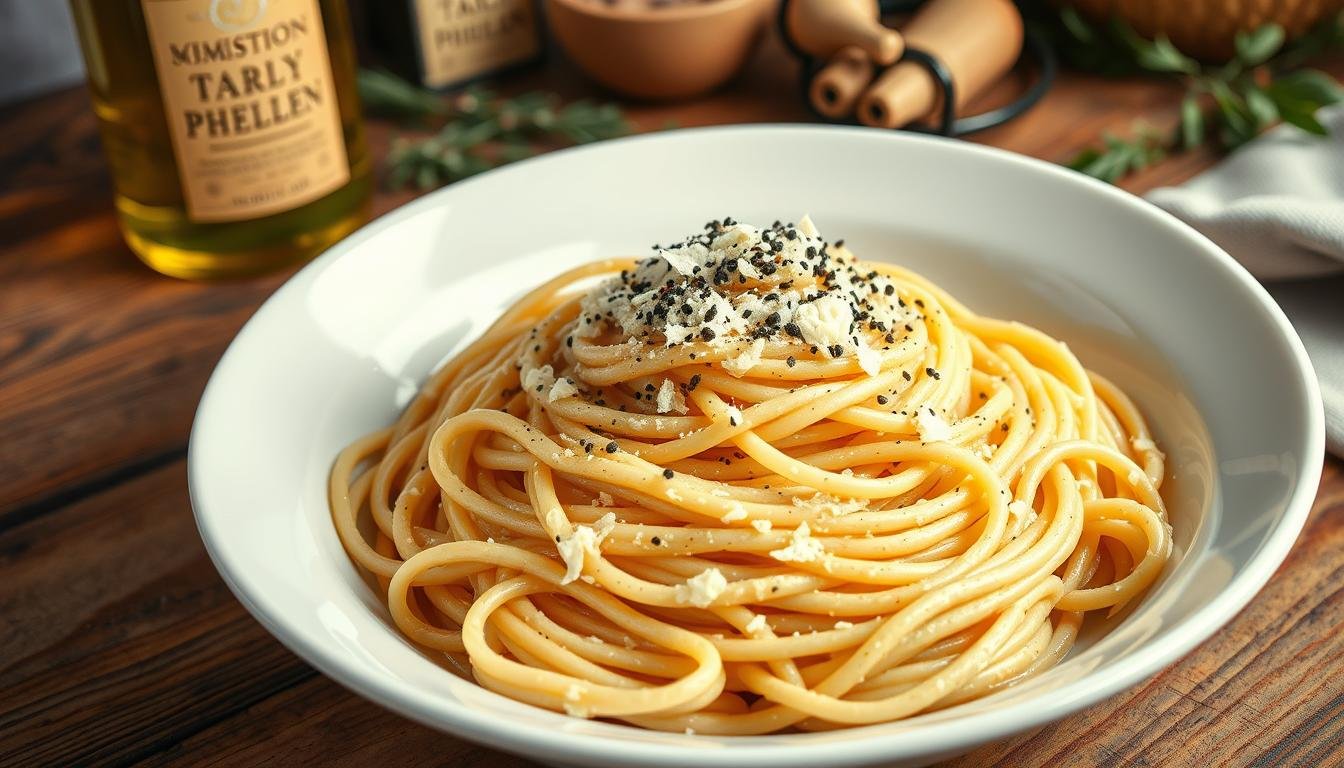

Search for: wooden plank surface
xmin=0 ymin=27 xmax=1340 ymax=768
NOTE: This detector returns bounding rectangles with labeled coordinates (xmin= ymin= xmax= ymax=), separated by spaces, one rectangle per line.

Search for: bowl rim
xmin=189 ymin=124 xmax=1325 ymax=766
xmin=546 ymin=0 xmax=766 ymax=22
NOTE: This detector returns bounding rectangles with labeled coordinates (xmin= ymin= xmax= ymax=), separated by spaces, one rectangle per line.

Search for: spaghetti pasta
xmin=329 ymin=217 xmax=1171 ymax=733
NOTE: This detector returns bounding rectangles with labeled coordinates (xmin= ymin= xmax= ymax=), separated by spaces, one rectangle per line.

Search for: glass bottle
xmin=368 ymin=0 xmax=544 ymax=91
xmin=70 ymin=0 xmax=372 ymax=279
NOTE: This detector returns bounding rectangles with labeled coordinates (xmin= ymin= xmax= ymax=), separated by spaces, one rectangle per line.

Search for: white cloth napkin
xmin=1146 ymin=105 xmax=1344 ymax=456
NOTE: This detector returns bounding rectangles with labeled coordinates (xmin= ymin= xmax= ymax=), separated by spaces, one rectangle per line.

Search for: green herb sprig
xmin=1066 ymin=122 xmax=1166 ymax=183
xmin=1055 ymin=12 xmax=1344 ymax=183
xmin=359 ymin=69 xmax=633 ymax=191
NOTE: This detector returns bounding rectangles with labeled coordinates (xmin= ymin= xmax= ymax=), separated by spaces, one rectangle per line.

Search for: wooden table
xmin=2 ymin=28 xmax=1341 ymax=768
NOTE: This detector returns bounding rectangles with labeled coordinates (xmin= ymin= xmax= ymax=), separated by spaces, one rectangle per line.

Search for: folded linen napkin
xmin=1146 ymin=105 xmax=1344 ymax=456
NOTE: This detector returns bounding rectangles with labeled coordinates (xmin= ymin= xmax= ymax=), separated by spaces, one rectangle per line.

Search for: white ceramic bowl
xmin=190 ymin=126 xmax=1324 ymax=768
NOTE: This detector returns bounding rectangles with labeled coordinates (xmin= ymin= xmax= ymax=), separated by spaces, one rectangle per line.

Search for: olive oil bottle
xmin=70 ymin=0 xmax=371 ymax=279
xmin=369 ymin=0 xmax=544 ymax=91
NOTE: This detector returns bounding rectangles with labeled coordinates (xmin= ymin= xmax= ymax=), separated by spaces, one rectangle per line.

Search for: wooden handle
xmin=857 ymin=0 xmax=1023 ymax=129
xmin=809 ymin=47 xmax=876 ymax=118
xmin=785 ymin=0 xmax=902 ymax=66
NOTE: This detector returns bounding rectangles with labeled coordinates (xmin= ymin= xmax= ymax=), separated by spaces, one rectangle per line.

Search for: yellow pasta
xmin=330 ymin=217 xmax=1171 ymax=733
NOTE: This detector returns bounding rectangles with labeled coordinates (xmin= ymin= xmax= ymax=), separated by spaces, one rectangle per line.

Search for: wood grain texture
xmin=0 ymin=25 xmax=1340 ymax=768
xmin=0 ymin=464 xmax=315 ymax=768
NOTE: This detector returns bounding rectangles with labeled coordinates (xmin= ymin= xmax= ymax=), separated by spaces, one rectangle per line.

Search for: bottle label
xmin=412 ymin=0 xmax=541 ymax=89
xmin=141 ymin=0 xmax=350 ymax=223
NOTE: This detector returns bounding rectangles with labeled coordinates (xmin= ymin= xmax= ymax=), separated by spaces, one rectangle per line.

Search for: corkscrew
xmin=778 ymin=0 xmax=1056 ymax=136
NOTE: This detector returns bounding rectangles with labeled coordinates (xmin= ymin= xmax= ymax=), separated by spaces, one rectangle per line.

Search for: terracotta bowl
xmin=545 ymin=0 xmax=774 ymax=101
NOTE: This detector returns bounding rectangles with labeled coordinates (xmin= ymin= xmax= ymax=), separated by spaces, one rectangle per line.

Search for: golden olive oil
xmin=70 ymin=0 xmax=371 ymax=279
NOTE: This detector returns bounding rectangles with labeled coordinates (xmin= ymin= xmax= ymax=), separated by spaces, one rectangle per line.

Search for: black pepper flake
xmin=663 ymin=469 xmax=675 ymax=479
xmin=902 ymin=370 xmax=912 ymax=381
xmin=914 ymin=299 xmax=925 ymax=308
xmin=884 ymin=284 xmax=895 ymax=296
xmin=688 ymin=374 xmax=701 ymax=390
xmin=651 ymin=536 xmax=663 ymax=546
xmin=566 ymin=336 xmax=573 ymax=347
xmin=784 ymin=321 xmax=802 ymax=338
xmin=926 ymin=367 xmax=941 ymax=380
xmin=700 ymin=327 xmax=717 ymax=341
xmin=877 ymin=395 xmax=889 ymax=405
xmin=605 ymin=441 xmax=619 ymax=453
xmin=786 ymin=355 xmax=796 ymax=367
xmin=705 ymin=305 xmax=718 ymax=322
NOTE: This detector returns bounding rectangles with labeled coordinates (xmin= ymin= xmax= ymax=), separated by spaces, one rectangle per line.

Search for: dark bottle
xmin=369 ymin=0 xmax=544 ymax=90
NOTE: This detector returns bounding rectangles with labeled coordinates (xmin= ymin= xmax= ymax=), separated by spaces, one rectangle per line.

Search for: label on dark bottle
xmin=141 ymin=0 xmax=350 ymax=222
xmin=412 ymin=0 xmax=541 ymax=88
